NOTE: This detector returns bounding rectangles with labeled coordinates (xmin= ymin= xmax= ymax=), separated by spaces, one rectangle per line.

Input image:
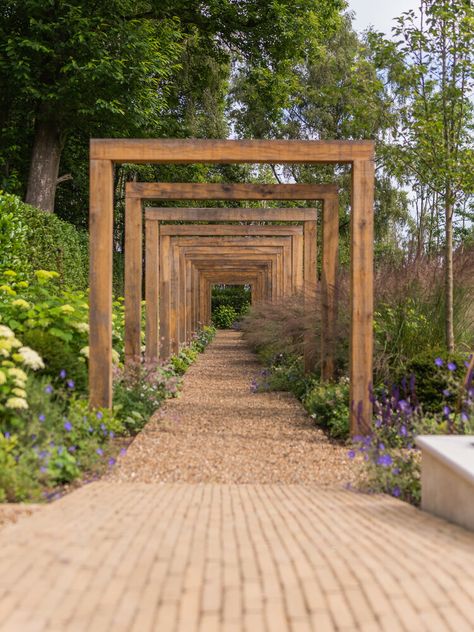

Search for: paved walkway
xmin=0 ymin=333 xmax=473 ymax=631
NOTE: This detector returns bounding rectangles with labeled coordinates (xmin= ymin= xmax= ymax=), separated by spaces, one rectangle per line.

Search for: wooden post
xmin=145 ymin=220 xmax=159 ymax=365
xmin=89 ymin=159 xmax=114 ymax=409
xmin=124 ymin=196 xmax=142 ymax=367
xmin=351 ymin=159 xmax=374 ymax=434
xmin=321 ymin=196 xmax=339 ymax=380
xmin=159 ymin=235 xmax=171 ymax=360
xmin=303 ymin=220 xmax=317 ymax=373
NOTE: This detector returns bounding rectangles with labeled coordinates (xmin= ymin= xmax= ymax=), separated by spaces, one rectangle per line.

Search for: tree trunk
xmin=25 ymin=116 xmax=62 ymax=213
xmin=445 ymin=191 xmax=455 ymax=352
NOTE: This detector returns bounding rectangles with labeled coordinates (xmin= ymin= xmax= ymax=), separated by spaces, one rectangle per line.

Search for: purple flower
xmin=4 ymin=432 xmax=10 ymax=439
xmin=392 ymin=486 xmax=401 ymax=498
xmin=443 ymin=405 xmax=451 ymax=417
xmin=59 ymin=369 xmax=67 ymax=379
xmin=40 ymin=466 xmax=47 ymax=473
xmin=66 ymin=379 xmax=75 ymax=389
xmin=434 ymin=357 xmax=443 ymax=367
xmin=100 ymin=423 xmax=106 ymax=431
xmin=64 ymin=420 xmax=72 ymax=432
xmin=347 ymin=449 xmax=356 ymax=459
xmin=461 ymin=412 xmax=469 ymax=423
xmin=88 ymin=426 xmax=93 ymax=433
xmin=108 ymin=457 xmax=116 ymax=467
xmin=109 ymin=431 xmax=115 ymax=438
xmin=392 ymin=468 xmax=401 ymax=475
xmin=68 ymin=446 xmax=76 ymax=452
xmin=399 ymin=425 xmax=407 ymax=437
xmin=120 ymin=448 xmax=127 ymax=457
xmin=447 ymin=362 xmax=457 ymax=372
xmin=377 ymin=453 xmax=393 ymax=467
xmin=96 ymin=448 xmax=104 ymax=456
xmin=442 ymin=389 xmax=451 ymax=398
xmin=96 ymin=411 xmax=103 ymax=420
xmin=44 ymin=385 xmax=53 ymax=394
xmin=39 ymin=450 xmax=48 ymax=459
xmin=38 ymin=414 xmax=46 ymax=422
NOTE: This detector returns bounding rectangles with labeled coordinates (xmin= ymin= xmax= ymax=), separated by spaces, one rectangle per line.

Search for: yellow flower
xmin=60 ymin=304 xmax=75 ymax=313
xmin=0 ymin=285 xmax=16 ymax=295
xmin=2 ymin=270 xmax=16 ymax=277
xmin=5 ymin=397 xmax=28 ymax=410
xmin=12 ymin=388 xmax=26 ymax=398
xmin=17 ymin=281 xmax=29 ymax=288
xmin=12 ymin=299 xmax=30 ymax=310
xmin=34 ymin=270 xmax=59 ymax=283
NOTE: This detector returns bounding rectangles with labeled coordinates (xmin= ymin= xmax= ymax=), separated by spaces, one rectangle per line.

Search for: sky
xmin=348 ymin=0 xmax=420 ymax=36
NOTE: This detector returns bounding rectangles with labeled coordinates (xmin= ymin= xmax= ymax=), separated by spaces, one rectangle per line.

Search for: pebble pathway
xmin=0 ymin=331 xmax=473 ymax=631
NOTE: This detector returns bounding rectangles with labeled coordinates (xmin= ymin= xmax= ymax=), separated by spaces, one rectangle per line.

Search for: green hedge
xmin=0 ymin=193 xmax=89 ymax=290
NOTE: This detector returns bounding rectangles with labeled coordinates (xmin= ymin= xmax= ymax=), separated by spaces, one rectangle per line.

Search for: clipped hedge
xmin=0 ymin=193 xmax=89 ymax=290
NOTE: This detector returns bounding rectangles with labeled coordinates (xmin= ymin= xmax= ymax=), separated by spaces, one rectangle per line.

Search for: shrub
xmin=303 ymin=379 xmax=350 ymax=439
xmin=0 ymin=193 xmax=89 ymax=290
xmin=211 ymin=285 xmax=251 ymax=317
xmin=212 ymin=304 xmax=238 ymax=329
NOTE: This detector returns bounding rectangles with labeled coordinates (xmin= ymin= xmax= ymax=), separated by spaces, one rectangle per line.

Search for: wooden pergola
xmin=90 ymin=139 xmax=374 ymax=433
xmin=144 ymin=221 xmax=308 ymax=360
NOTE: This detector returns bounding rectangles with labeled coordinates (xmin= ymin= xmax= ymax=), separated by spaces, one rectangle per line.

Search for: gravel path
xmin=109 ymin=331 xmax=355 ymax=485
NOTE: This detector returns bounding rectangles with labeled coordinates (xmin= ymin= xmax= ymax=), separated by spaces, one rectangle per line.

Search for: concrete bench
xmin=416 ymin=435 xmax=474 ymax=532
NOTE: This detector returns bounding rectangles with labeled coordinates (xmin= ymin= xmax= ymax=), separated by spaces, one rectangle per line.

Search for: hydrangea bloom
xmin=5 ymin=397 xmax=28 ymax=409
xmin=18 ymin=346 xmax=44 ymax=370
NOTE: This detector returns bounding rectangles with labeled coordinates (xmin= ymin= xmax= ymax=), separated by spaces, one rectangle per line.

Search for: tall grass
xmin=242 ymin=245 xmax=474 ymax=383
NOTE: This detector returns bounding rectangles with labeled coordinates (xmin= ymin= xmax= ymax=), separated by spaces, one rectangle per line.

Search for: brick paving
xmin=0 ymin=334 xmax=473 ymax=631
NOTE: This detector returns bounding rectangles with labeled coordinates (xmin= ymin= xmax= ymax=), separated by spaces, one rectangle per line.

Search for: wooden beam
xmin=159 ymin=224 xmax=303 ymax=236
xmin=91 ymin=138 xmax=373 ymax=164
xmin=351 ymin=159 xmax=375 ymax=434
xmin=89 ymin=159 xmax=114 ymax=409
xmin=146 ymin=208 xmax=318 ymax=222
xmin=130 ymin=182 xmax=336 ymax=200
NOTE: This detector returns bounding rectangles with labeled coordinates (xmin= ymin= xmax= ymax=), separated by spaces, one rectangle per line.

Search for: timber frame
xmin=144 ymin=223 xmax=306 ymax=361
xmin=90 ymin=139 xmax=374 ymax=434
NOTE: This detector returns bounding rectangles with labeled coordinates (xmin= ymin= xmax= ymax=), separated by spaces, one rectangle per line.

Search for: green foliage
xmin=396 ymin=351 xmax=468 ymax=413
xmin=303 ymin=379 xmax=350 ymax=439
xmin=0 ymin=193 xmax=89 ymax=290
xmin=211 ymin=285 xmax=251 ymax=318
xmin=212 ymin=304 xmax=238 ymax=329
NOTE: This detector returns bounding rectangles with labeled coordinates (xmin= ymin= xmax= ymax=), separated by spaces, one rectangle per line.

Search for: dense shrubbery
xmin=242 ymin=252 xmax=474 ymax=505
xmin=0 ymin=195 xmax=216 ymax=501
xmin=211 ymin=285 xmax=250 ymax=318
xmin=212 ymin=304 xmax=238 ymax=329
xmin=0 ymin=193 xmax=89 ymax=290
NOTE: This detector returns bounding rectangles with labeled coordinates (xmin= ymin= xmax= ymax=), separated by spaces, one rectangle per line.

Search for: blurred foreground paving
xmin=0 ymin=333 xmax=473 ymax=631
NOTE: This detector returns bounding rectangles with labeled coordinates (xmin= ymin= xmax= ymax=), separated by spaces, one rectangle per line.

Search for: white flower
xmin=73 ymin=322 xmax=89 ymax=333
xmin=12 ymin=388 xmax=27 ymax=398
xmin=0 ymin=325 xmax=15 ymax=339
xmin=112 ymin=349 xmax=120 ymax=365
xmin=80 ymin=346 xmax=90 ymax=358
xmin=18 ymin=346 xmax=44 ymax=370
xmin=11 ymin=299 xmax=30 ymax=310
xmin=0 ymin=370 xmax=6 ymax=385
xmin=5 ymin=397 xmax=28 ymax=410
xmin=7 ymin=367 xmax=27 ymax=381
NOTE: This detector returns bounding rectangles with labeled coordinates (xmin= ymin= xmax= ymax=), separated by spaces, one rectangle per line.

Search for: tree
xmin=0 ymin=0 xmax=345 ymax=213
xmin=369 ymin=0 xmax=474 ymax=351
xmin=0 ymin=0 xmax=182 ymax=212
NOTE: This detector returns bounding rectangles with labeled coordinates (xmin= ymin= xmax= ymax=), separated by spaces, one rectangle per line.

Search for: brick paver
xmin=1 ymin=333 xmax=473 ymax=631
